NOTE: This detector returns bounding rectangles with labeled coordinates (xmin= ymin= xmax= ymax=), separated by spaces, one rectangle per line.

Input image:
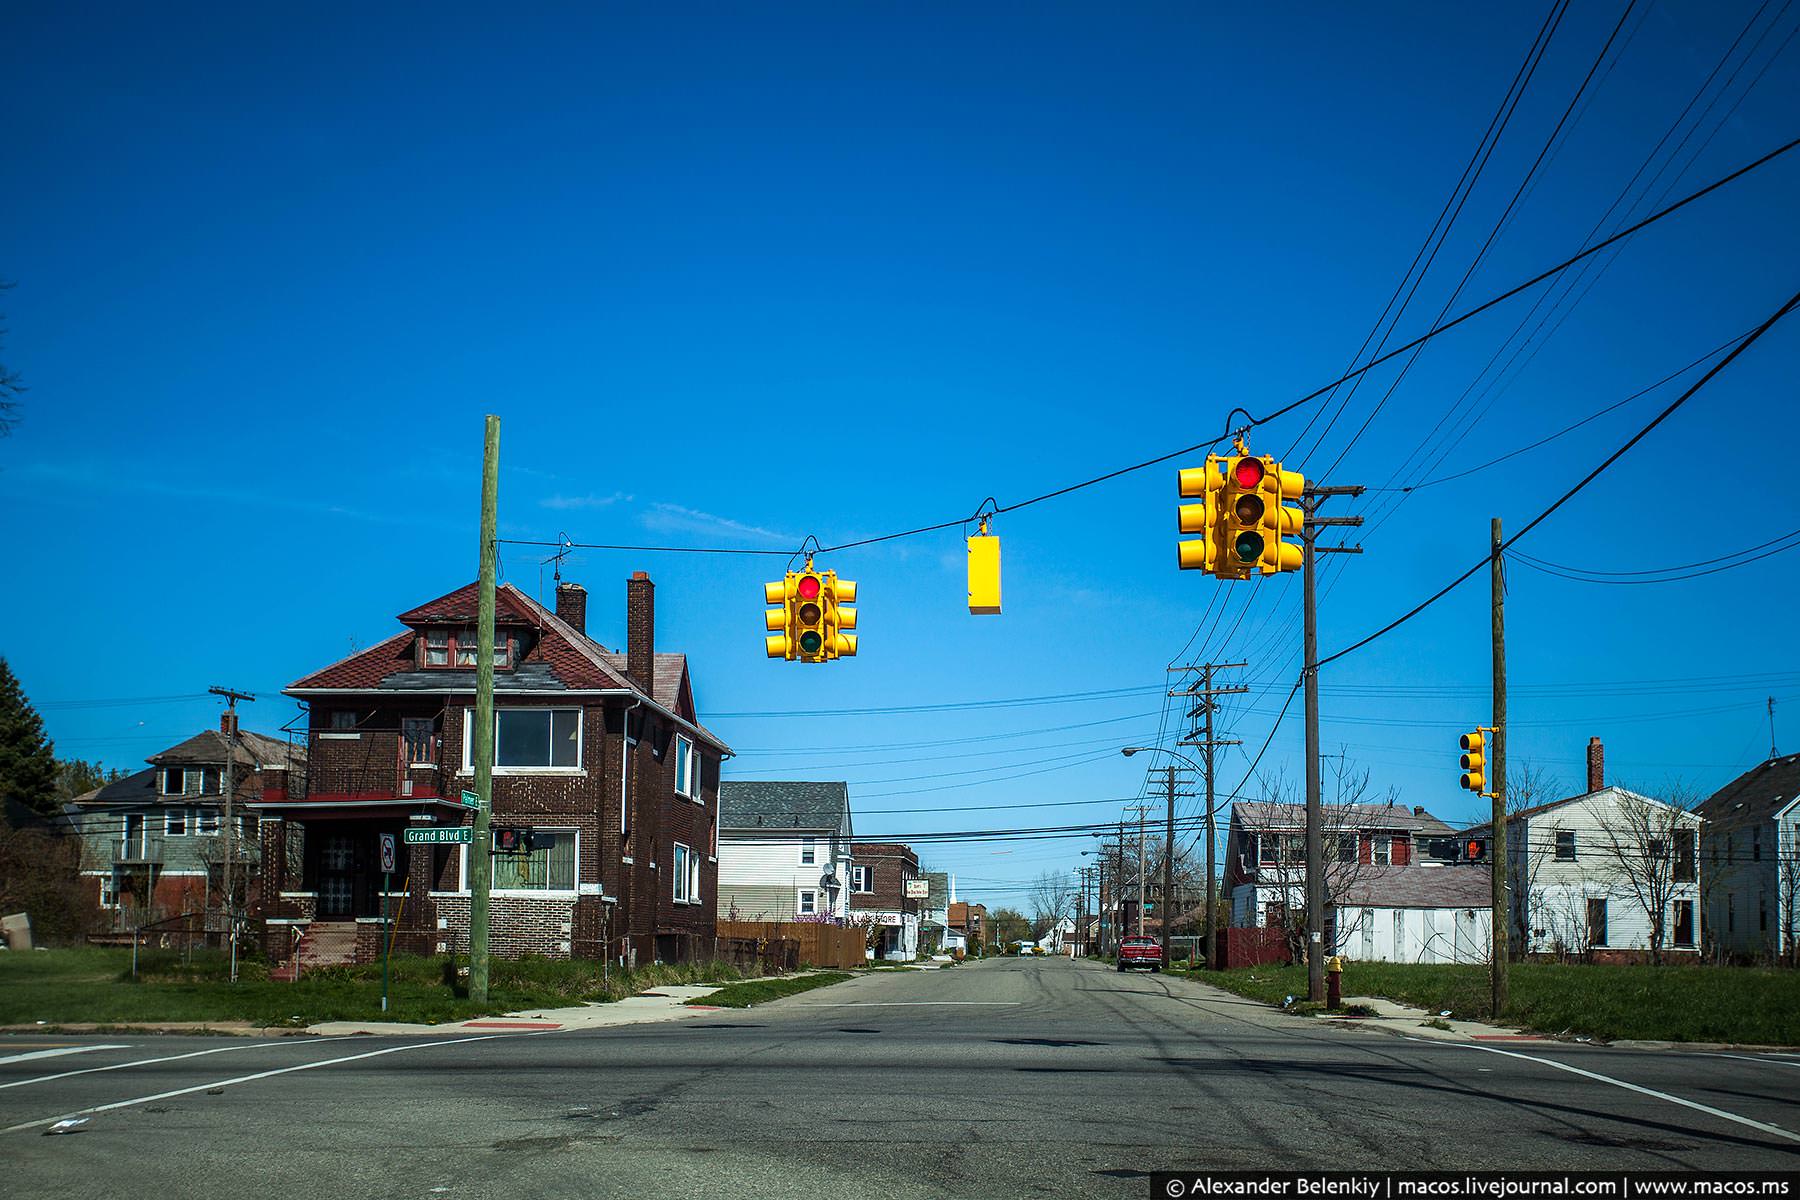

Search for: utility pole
xmin=1161 ymin=765 xmax=1175 ymax=965
xmin=470 ymin=415 xmax=500 ymax=1006
xmin=208 ymin=685 xmax=254 ymax=985
xmin=1095 ymin=854 xmax=1107 ymax=957
xmin=1172 ymin=662 xmax=1245 ymax=967
xmin=1490 ymin=517 xmax=1510 ymax=1018
xmin=1771 ymin=697 xmax=1780 ymax=759
xmin=1301 ymin=486 xmax=1362 ymax=1004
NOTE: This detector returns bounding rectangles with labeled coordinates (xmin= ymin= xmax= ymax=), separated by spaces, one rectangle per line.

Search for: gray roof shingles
xmin=1698 ymin=753 xmax=1800 ymax=829
xmin=719 ymin=781 xmax=849 ymax=831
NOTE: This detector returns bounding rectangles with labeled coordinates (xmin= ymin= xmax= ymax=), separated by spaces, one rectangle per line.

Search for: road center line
xmin=2 ymin=1032 xmax=551 ymax=1135
xmin=0 ymin=1037 xmax=359 ymax=1092
xmin=1414 ymin=1038 xmax=1800 ymax=1145
xmin=0 ymin=1045 xmax=130 ymax=1067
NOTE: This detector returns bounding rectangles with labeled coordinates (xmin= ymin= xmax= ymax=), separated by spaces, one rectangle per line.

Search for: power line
xmin=1317 ymin=282 xmax=1800 ymax=670
xmin=1511 ymin=529 xmax=1800 ymax=585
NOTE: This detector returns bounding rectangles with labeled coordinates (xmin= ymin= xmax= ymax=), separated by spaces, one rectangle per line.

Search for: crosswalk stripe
xmin=0 ymin=1045 xmax=130 ymax=1067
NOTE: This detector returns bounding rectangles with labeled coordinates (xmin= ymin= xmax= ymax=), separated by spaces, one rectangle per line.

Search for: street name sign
xmin=460 ymin=789 xmax=482 ymax=809
xmin=404 ymin=826 xmax=473 ymax=845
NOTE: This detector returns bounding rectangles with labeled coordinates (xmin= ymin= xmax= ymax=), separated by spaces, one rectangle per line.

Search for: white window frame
xmin=1373 ymin=836 xmax=1391 ymax=868
xmin=673 ymin=843 xmax=692 ymax=903
xmin=459 ymin=826 xmax=580 ymax=896
xmin=797 ymin=888 xmax=818 ymax=916
xmin=852 ymin=864 xmax=873 ymax=894
xmin=165 ymin=809 xmax=188 ymax=837
xmin=160 ymin=767 xmax=203 ymax=796
xmin=689 ymin=844 xmax=702 ymax=903
xmin=461 ymin=707 xmax=584 ymax=775
xmin=99 ymin=871 xmax=120 ymax=909
xmin=799 ymin=836 xmax=817 ymax=866
xmin=195 ymin=809 xmax=220 ymax=837
xmin=675 ymin=734 xmax=698 ymax=800
xmin=621 ymin=729 xmax=636 ymax=838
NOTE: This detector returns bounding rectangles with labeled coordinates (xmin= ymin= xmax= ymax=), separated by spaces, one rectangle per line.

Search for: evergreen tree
xmin=57 ymin=757 xmax=122 ymax=802
xmin=0 ymin=657 xmax=59 ymax=818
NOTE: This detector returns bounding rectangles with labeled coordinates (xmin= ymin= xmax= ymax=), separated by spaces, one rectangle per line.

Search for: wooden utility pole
xmin=1490 ymin=516 xmax=1509 ymax=1017
xmin=1172 ymin=662 xmax=1245 ymax=967
xmin=470 ymin=415 xmax=500 ymax=1005
xmin=1301 ymin=486 xmax=1362 ymax=1003
xmin=1161 ymin=765 xmax=1176 ymax=965
xmin=208 ymin=685 xmax=254 ymax=985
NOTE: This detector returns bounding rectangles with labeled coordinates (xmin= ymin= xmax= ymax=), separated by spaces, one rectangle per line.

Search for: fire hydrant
xmin=1326 ymin=955 xmax=1344 ymax=1009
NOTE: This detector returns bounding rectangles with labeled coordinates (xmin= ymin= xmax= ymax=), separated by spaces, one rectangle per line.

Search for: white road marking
xmin=2 ymin=1032 xmax=554 ymax=1135
xmin=795 ymin=1001 xmax=1023 ymax=1007
xmin=1417 ymin=1039 xmax=1800 ymax=1145
xmin=0 ymin=1037 xmax=358 ymax=1092
xmin=0 ymin=1046 xmax=130 ymax=1067
xmin=1704 ymin=1052 xmax=1800 ymax=1070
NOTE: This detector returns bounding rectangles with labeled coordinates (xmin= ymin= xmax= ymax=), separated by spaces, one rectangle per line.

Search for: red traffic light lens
xmin=1233 ymin=458 xmax=1266 ymax=488
xmin=798 ymin=602 xmax=822 ymax=625
xmin=797 ymin=575 xmax=821 ymax=601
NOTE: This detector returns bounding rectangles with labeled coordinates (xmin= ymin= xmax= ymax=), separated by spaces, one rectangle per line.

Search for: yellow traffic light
xmin=1177 ymin=458 xmax=1224 ymax=573
xmin=1459 ymin=730 xmax=1486 ymax=793
xmin=1220 ymin=456 xmax=1269 ymax=578
xmin=1258 ymin=461 xmax=1305 ymax=573
xmin=968 ymin=521 xmax=1001 ymax=614
xmin=826 ymin=575 xmax=858 ymax=659
xmin=764 ymin=579 xmax=791 ymax=659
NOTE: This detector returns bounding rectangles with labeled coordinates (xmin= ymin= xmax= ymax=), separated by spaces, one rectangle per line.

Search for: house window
xmin=1586 ymin=898 xmax=1608 ymax=947
xmin=99 ymin=871 xmax=120 ymax=909
xmin=675 ymin=735 xmax=697 ymax=800
xmin=689 ymin=845 xmax=701 ymax=904
xmin=455 ymin=630 xmax=478 ymax=667
xmin=1336 ymin=834 xmax=1356 ymax=864
xmin=621 ymin=732 xmax=635 ymax=839
xmin=1257 ymin=835 xmax=1277 ymax=867
xmin=674 ymin=843 xmax=693 ymax=903
xmin=452 ymin=630 xmax=511 ymax=668
xmin=424 ymin=631 xmax=450 ymax=667
xmin=490 ymin=828 xmax=576 ymax=892
xmin=203 ymin=767 xmax=221 ymax=794
xmin=1753 ymin=828 xmax=1762 ymax=861
xmin=1673 ymin=830 xmax=1696 ymax=883
xmin=1283 ymin=834 xmax=1304 ymax=864
xmin=463 ymin=708 xmax=582 ymax=770
xmin=1673 ymin=899 xmax=1695 ymax=947
xmin=195 ymin=809 xmax=220 ymax=836
xmin=402 ymin=718 xmax=437 ymax=765
xmin=852 ymin=865 xmax=873 ymax=893
xmin=160 ymin=767 xmax=202 ymax=796
xmin=798 ymin=889 xmax=818 ymax=916
xmin=1373 ymin=836 xmax=1391 ymax=867
xmin=1555 ymin=831 xmax=1577 ymax=861
xmin=329 ymin=710 xmax=359 ymax=731
xmin=800 ymin=837 xmax=817 ymax=866
xmin=165 ymin=809 xmax=188 ymax=837
xmin=1263 ymin=901 xmax=1285 ymax=928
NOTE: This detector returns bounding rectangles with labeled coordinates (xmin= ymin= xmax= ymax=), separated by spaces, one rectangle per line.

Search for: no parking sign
xmin=379 ymin=832 xmax=397 ymax=874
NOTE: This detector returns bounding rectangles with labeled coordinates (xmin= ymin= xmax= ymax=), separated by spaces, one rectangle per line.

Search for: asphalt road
xmin=1 ymin=957 xmax=1796 ymax=1198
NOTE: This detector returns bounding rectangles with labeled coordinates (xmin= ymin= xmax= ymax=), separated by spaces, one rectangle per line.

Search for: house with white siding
xmin=716 ymin=781 xmax=854 ymax=923
xmin=1697 ymin=752 xmax=1800 ymax=961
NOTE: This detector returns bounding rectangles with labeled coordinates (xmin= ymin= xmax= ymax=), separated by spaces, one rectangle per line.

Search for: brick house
xmin=947 ymin=901 xmax=988 ymax=951
xmin=68 ymin=716 xmax=300 ymax=931
xmin=850 ymin=841 xmax=921 ymax=960
xmin=252 ymin=572 xmax=730 ymax=967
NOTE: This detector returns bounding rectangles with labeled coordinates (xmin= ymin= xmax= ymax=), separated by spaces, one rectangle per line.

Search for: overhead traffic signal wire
xmin=1315 ymin=283 xmax=1800 ymax=671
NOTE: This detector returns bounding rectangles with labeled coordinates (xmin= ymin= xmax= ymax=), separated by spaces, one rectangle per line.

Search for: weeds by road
xmin=691 ymin=972 xmax=852 ymax=1008
xmin=1180 ymin=961 xmax=1800 ymax=1044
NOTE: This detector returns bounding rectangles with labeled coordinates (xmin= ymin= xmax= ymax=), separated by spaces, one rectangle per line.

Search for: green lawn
xmin=1180 ymin=961 xmax=1800 ymax=1045
xmin=689 ymin=972 xmax=852 ymax=1008
xmin=0 ymin=948 xmax=756 ymax=1028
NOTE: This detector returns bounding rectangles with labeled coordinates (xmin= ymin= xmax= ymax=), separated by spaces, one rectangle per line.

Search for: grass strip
xmin=1177 ymin=962 xmax=1800 ymax=1044
xmin=690 ymin=972 xmax=852 ymax=1008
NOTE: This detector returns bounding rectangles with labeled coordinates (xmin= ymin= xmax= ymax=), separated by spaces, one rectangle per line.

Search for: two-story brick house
xmin=68 ymin=716 xmax=298 ymax=930
xmin=850 ymin=841 xmax=921 ymax=960
xmin=252 ymin=572 xmax=730 ymax=967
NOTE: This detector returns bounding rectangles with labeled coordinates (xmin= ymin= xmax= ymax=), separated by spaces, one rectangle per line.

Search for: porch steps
xmin=269 ymin=921 xmax=360 ymax=981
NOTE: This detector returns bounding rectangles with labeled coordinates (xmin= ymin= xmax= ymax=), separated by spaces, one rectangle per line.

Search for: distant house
xmin=1494 ymin=743 xmax=1702 ymax=962
xmin=716 ymin=781 xmax=854 ymax=922
xmin=917 ymin=870 xmax=951 ymax=954
xmin=257 ymin=573 xmax=728 ymax=968
xmin=1697 ymin=752 xmax=1799 ymax=961
xmin=68 ymin=714 xmax=301 ymax=930
xmin=947 ymin=901 xmax=988 ymax=951
xmin=1224 ymin=799 xmax=1491 ymax=964
xmin=850 ymin=841 xmax=921 ymax=960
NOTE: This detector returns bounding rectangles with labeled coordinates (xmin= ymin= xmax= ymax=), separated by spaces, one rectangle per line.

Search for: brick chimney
xmin=220 ymin=710 xmax=239 ymax=737
xmin=627 ymin=571 xmax=654 ymax=696
xmin=555 ymin=581 xmax=587 ymax=636
xmin=1586 ymin=737 xmax=1604 ymax=793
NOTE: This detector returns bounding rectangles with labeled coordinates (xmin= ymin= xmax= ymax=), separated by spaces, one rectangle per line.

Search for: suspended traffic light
xmin=1222 ymin=456 xmax=1267 ymax=576
xmin=826 ymin=574 xmax=857 ymax=658
xmin=1459 ymin=730 xmax=1487 ymax=794
xmin=1257 ymin=461 xmax=1306 ymax=573
xmin=968 ymin=517 xmax=1001 ymax=614
xmin=1177 ymin=457 xmax=1225 ymax=573
xmin=765 ymin=564 xmax=854 ymax=662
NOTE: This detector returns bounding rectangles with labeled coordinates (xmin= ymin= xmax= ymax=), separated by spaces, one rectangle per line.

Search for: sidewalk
xmin=1316 ymin=994 xmax=1552 ymax=1043
xmin=306 ymin=984 xmax=728 ymax=1036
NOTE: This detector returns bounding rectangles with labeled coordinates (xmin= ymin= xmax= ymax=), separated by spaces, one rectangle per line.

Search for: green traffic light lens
xmin=799 ymin=631 xmax=824 ymax=654
xmin=1236 ymin=533 xmax=1264 ymax=562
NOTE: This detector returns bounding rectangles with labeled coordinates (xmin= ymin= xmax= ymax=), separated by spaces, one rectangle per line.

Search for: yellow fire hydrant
xmin=1326 ymin=955 xmax=1344 ymax=1009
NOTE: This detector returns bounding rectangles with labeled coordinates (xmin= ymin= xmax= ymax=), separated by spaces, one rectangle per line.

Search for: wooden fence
xmin=718 ymin=921 xmax=867 ymax=970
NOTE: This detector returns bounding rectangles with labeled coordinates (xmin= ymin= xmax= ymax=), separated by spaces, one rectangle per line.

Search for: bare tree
xmin=1506 ymin=760 xmax=1565 ymax=956
xmin=1028 ymin=869 xmax=1078 ymax=939
xmin=1595 ymin=785 xmax=1702 ymax=967
xmin=1248 ymin=765 xmax=1391 ymax=960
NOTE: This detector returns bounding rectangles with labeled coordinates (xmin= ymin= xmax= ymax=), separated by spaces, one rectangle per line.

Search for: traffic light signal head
xmin=825 ymin=574 xmax=857 ymax=659
xmin=493 ymin=826 xmax=526 ymax=854
xmin=1458 ymin=730 xmax=1486 ymax=793
xmin=1257 ymin=461 xmax=1305 ymax=573
xmin=1177 ymin=459 xmax=1225 ymax=573
xmin=1226 ymin=456 xmax=1268 ymax=571
xmin=1465 ymin=838 xmax=1486 ymax=862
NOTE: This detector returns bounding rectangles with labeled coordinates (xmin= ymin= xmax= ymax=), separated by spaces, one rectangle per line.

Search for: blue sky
xmin=4 ymin=2 xmax=1798 ymax=911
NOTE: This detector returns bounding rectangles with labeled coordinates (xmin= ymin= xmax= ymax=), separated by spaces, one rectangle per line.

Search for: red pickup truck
xmin=1115 ymin=936 xmax=1164 ymax=973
